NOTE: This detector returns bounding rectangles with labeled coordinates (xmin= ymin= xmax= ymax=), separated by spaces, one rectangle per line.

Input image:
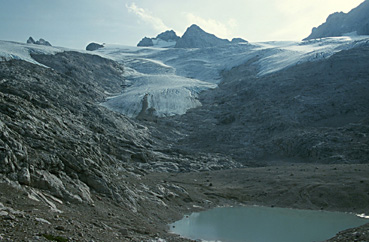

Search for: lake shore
xmin=1 ymin=163 xmax=369 ymax=241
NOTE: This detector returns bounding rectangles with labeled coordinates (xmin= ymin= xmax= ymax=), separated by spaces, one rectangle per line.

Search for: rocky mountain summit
xmin=304 ymin=0 xmax=369 ymax=40
xmin=137 ymin=25 xmax=248 ymax=48
xmin=174 ymin=24 xmax=231 ymax=48
xmin=137 ymin=30 xmax=180 ymax=47
xmin=27 ymin=37 xmax=52 ymax=46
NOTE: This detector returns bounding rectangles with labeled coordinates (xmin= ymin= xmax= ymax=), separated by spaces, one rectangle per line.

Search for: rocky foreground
xmin=1 ymin=163 xmax=369 ymax=241
xmin=0 ymin=46 xmax=369 ymax=241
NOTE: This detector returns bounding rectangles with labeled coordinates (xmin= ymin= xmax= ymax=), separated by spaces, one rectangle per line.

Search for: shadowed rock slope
xmin=158 ymin=44 xmax=369 ymax=165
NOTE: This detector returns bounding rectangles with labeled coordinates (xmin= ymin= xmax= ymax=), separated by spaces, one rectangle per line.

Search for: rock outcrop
xmin=174 ymin=24 xmax=230 ymax=48
xmin=304 ymin=0 xmax=369 ymax=40
xmin=26 ymin=37 xmax=52 ymax=46
xmin=86 ymin=42 xmax=104 ymax=51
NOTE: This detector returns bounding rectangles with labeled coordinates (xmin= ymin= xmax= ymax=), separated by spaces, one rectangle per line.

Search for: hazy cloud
xmin=184 ymin=13 xmax=238 ymax=39
xmin=126 ymin=2 xmax=169 ymax=32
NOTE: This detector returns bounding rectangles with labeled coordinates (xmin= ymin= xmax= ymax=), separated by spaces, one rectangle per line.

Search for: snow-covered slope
xmin=0 ymin=40 xmax=64 ymax=66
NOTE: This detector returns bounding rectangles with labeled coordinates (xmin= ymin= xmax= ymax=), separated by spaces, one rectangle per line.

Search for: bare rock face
xmin=304 ymin=0 xmax=369 ymax=40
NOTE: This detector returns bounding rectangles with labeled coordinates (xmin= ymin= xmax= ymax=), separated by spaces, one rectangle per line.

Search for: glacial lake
xmin=170 ymin=206 xmax=369 ymax=242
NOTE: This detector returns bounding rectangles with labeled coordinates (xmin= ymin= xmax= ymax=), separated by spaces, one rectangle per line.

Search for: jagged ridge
xmin=304 ymin=0 xmax=369 ymax=40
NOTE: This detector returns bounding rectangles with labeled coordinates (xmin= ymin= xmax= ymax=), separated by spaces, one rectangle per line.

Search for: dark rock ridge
xmin=304 ymin=0 xmax=369 ymax=40
xmin=174 ymin=24 xmax=231 ymax=48
xmin=137 ymin=30 xmax=180 ymax=47
xmin=86 ymin=42 xmax=104 ymax=51
xmin=26 ymin=37 xmax=52 ymax=46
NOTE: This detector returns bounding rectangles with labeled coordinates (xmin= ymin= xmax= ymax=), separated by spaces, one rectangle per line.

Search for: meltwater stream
xmin=170 ymin=206 xmax=368 ymax=242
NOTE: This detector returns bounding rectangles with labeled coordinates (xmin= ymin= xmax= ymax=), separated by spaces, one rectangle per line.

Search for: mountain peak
xmin=174 ymin=24 xmax=230 ymax=48
xmin=137 ymin=30 xmax=179 ymax=48
xmin=26 ymin=36 xmax=52 ymax=46
xmin=304 ymin=0 xmax=369 ymax=40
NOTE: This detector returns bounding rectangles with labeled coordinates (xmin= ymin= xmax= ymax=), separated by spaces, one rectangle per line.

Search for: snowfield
xmin=1 ymin=36 xmax=369 ymax=118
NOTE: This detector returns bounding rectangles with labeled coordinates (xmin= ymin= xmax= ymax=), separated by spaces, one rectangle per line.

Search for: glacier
xmin=1 ymin=36 xmax=369 ymax=118
xmin=96 ymin=36 xmax=369 ymax=118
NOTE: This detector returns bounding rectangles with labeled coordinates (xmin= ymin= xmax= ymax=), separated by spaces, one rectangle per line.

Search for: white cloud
xmin=184 ymin=13 xmax=238 ymax=39
xmin=126 ymin=2 xmax=169 ymax=32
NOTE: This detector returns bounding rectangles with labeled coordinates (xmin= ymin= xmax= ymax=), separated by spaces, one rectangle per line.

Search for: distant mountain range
xmin=137 ymin=24 xmax=248 ymax=48
xmin=305 ymin=0 xmax=369 ymax=40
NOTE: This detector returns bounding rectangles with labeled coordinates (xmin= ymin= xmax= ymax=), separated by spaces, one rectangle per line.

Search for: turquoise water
xmin=170 ymin=206 xmax=368 ymax=242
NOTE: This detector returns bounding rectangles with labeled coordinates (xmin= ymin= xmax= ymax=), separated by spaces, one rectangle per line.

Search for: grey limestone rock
xmin=18 ymin=167 xmax=31 ymax=185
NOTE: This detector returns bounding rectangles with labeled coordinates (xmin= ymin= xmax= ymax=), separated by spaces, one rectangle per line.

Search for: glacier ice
xmin=1 ymin=36 xmax=368 ymax=118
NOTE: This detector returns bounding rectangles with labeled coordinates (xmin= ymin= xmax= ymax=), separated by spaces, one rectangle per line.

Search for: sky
xmin=0 ymin=0 xmax=365 ymax=49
